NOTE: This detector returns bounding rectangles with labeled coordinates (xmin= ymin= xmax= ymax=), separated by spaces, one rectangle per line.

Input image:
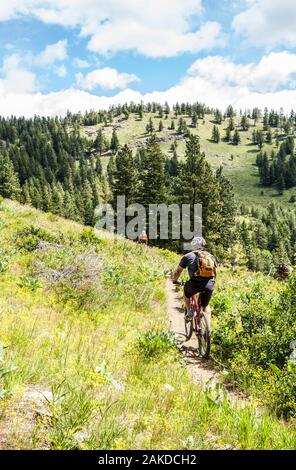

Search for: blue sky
xmin=0 ymin=0 xmax=296 ymax=116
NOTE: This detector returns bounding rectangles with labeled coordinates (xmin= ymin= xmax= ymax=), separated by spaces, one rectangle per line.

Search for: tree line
xmin=256 ymin=136 xmax=296 ymax=192
xmin=0 ymin=104 xmax=296 ymax=269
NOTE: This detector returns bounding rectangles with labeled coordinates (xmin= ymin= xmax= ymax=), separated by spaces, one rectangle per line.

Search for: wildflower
xmin=111 ymin=379 xmax=125 ymax=392
xmin=165 ymin=383 xmax=174 ymax=392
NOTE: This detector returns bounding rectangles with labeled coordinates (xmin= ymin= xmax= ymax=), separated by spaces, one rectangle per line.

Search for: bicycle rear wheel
xmin=197 ymin=314 xmax=211 ymax=358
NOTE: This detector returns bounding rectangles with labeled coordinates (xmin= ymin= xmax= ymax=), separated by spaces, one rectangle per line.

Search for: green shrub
xmin=17 ymin=275 xmax=42 ymax=291
xmin=213 ymin=310 xmax=239 ymax=359
xmin=48 ymin=384 xmax=95 ymax=450
xmin=78 ymin=228 xmax=105 ymax=247
xmin=273 ymin=362 xmax=296 ymax=418
xmin=213 ymin=274 xmax=296 ymax=417
xmin=0 ymin=250 xmax=9 ymax=273
xmin=0 ymin=346 xmax=17 ymax=399
xmin=34 ymin=248 xmax=104 ymax=311
xmin=15 ymin=225 xmax=60 ymax=251
xmin=211 ymin=290 xmax=232 ymax=313
xmin=136 ymin=331 xmax=176 ymax=359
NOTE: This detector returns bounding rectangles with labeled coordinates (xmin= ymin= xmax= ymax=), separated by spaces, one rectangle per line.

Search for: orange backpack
xmin=194 ymin=251 xmax=216 ymax=278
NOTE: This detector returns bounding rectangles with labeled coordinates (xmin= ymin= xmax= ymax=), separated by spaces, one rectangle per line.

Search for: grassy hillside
xmin=0 ymin=199 xmax=295 ymax=450
xmin=82 ymin=112 xmax=296 ymax=207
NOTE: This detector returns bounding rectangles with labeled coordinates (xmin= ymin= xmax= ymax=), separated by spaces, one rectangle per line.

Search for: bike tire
xmin=184 ymin=315 xmax=194 ymax=340
xmin=197 ymin=314 xmax=211 ymax=358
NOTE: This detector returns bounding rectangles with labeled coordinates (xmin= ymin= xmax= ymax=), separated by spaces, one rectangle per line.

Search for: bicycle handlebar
xmin=173 ymin=280 xmax=185 ymax=286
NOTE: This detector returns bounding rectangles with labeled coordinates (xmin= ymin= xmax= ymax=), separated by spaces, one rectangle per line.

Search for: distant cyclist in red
xmin=137 ymin=230 xmax=148 ymax=245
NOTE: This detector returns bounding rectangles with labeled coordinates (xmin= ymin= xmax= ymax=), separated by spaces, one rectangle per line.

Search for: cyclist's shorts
xmin=184 ymin=278 xmax=215 ymax=307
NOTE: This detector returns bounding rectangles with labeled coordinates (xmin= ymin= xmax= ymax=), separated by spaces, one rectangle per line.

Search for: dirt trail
xmin=166 ymin=279 xmax=248 ymax=404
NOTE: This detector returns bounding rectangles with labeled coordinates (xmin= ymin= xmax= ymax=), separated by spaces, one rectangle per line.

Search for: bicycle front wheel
xmin=184 ymin=315 xmax=194 ymax=340
xmin=197 ymin=314 xmax=211 ymax=358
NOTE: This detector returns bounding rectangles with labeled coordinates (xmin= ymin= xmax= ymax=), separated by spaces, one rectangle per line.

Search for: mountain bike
xmin=173 ymin=281 xmax=211 ymax=358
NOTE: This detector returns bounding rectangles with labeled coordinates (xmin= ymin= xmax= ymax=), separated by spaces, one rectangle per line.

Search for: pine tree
xmin=260 ymin=153 xmax=270 ymax=186
xmin=226 ymin=105 xmax=235 ymax=118
xmin=95 ymin=157 xmax=102 ymax=177
xmin=252 ymin=129 xmax=258 ymax=145
xmin=232 ymin=129 xmax=241 ymax=145
xmin=107 ymin=155 xmax=116 ymax=189
xmin=191 ymin=113 xmax=198 ymax=128
xmin=51 ymin=182 xmax=64 ymax=214
xmin=94 ymin=129 xmax=105 ymax=155
xmin=112 ymin=145 xmax=137 ymax=207
xmin=225 ymin=129 xmax=232 ymax=142
xmin=166 ymin=150 xmax=179 ymax=178
xmin=214 ymin=109 xmax=222 ymax=124
xmin=164 ymin=102 xmax=170 ymax=117
xmin=212 ymin=125 xmax=220 ymax=143
xmin=263 ymin=108 xmax=269 ymax=131
xmin=252 ymin=108 xmax=261 ymax=125
xmin=42 ymin=184 xmax=53 ymax=212
xmin=110 ymin=128 xmax=120 ymax=154
xmin=138 ymin=134 xmax=166 ymax=207
xmin=82 ymin=181 xmax=95 ymax=225
xmin=174 ymin=135 xmax=221 ymax=247
xmin=266 ymin=127 xmax=273 ymax=144
xmin=241 ymin=115 xmax=249 ymax=131
xmin=177 ymin=118 xmax=184 ymax=134
xmin=158 ymin=120 xmax=164 ymax=132
xmin=257 ymin=130 xmax=264 ymax=149
xmin=0 ymin=154 xmax=21 ymax=199
xmin=146 ymin=117 xmax=154 ymax=134
xmin=277 ymin=174 xmax=286 ymax=194
xmin=228 ymin=117 xmax=235 ymax=131
xmin=63 ymin=192 xmax=79 ymax=221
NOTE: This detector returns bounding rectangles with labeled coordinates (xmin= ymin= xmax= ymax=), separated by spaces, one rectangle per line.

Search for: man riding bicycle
xmin=137 ymin=230 xmax=148 ymax=245
xmin=172 ymin=236 xmax=218 ymax=320
xmin=275 ymin=263 xmax=293 ymax=280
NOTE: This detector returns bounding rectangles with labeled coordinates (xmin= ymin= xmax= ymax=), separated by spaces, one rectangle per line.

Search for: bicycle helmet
xmin=278 ymin=263 xmax=289 ymax=273
xmin=191 ymin=236 xmax=206 ymax=251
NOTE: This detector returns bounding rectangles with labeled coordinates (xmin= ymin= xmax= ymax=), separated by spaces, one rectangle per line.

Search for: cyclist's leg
xmin=183 ymin=291 xmax=191 ymax=312
xmin=200 ymin=279 xmax=215 ymax=314
xmin=183 ymin=280 xmax=198 ymax=315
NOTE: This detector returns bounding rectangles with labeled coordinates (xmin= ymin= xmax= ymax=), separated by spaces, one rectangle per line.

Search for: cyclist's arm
xmin=172 ymin=265 xmax=183 ymax=283
xmin=214 ymin=257 xmax=218 ymax=278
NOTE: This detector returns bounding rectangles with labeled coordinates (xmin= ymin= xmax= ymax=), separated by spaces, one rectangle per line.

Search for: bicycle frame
xmin=190 ymin=293 xmax=202 ymax=336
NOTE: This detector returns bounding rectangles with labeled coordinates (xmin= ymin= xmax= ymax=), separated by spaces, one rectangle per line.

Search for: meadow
xmin=0 ymin=199 xmax=295 ymax=450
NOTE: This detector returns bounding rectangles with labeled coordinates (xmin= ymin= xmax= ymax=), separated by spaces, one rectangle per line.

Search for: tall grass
xmin=0 ymin=199 xmax=295 ymax=449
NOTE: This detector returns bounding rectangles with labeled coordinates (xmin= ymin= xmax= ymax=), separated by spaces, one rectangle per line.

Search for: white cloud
xmin=76 ymin=67 xmax=139 ymax=91
xmin=0 ymin=53 xmax=37 ymax=94
xmin=0 ymin=69 xmax=37 ymax=94
xmin=36 ymin=39 xmax=67 ymax=66
xmin=0 ymin=39 xmax=68 ymax=95
xmin=0 ymin=1 xmax=225 ymax=58
xmin=86 ymin=20 xmax=225 ymax=58
xmin=55 ymin=64 xmax=67 ymax=77
xmin=1 ymin=52 xmax=296 ymax=117
xmin=0 ymin=1 xmax=34 ymax=21
xmin=233 ymin=0 xmax=296 ymax=47
xmin=188 ymin=52 xmax=296 ymax=93
xmin=74 ymin=58 xmax=90 ymax=69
